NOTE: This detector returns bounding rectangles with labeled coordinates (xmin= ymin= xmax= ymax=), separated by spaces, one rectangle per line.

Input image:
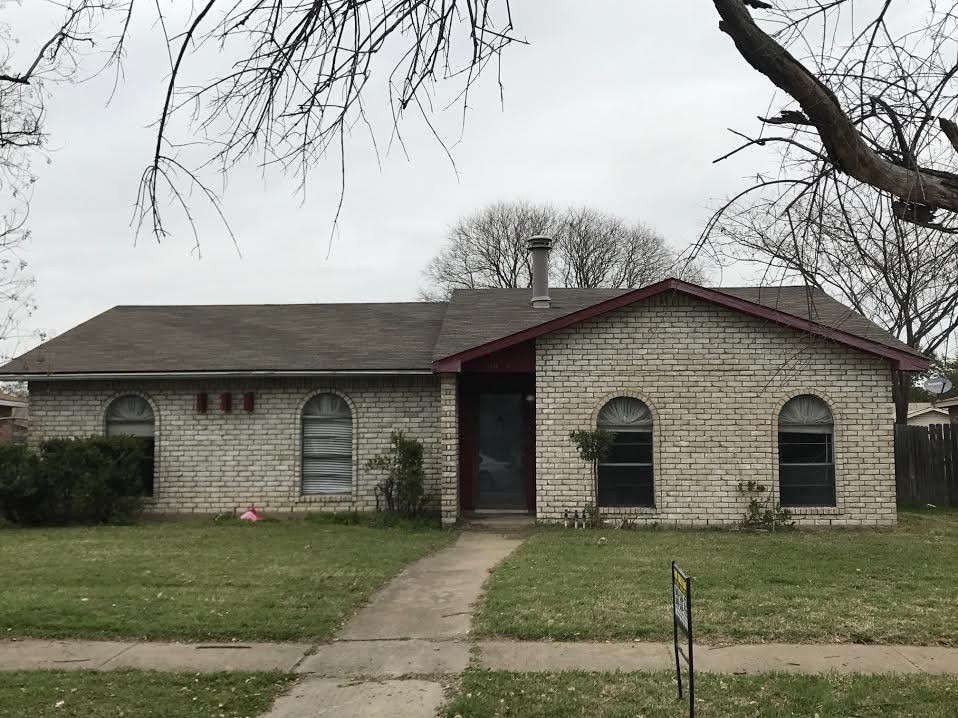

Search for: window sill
xmin=785 ymin=506 xmax=842 ymax=516
xmin=599 ymin=506 xmax=658 ymax=515
xmin=297 ymin=493 xmax=354 ymax=503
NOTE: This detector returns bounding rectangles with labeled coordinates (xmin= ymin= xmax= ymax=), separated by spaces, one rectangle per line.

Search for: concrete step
xmin=460 ymin=513 xmax=537 ymax=531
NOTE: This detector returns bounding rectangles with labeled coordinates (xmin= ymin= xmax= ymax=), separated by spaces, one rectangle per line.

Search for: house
xmin=0 ymin=239 xmax=928 ymax=527
xmin=932 ymin=395 xmax=958 ymax=423
xmin=0 ymin=394 xmax=28 ymax=444
xmin=906 ymin=402 xmax=952 ymax=427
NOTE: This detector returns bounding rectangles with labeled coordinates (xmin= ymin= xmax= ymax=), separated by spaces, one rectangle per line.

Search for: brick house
xmin=0 ymin=239 xmax=927 ymax=527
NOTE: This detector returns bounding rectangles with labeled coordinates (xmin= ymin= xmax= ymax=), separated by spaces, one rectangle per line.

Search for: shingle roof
xmin=721 ymin=286 xmax=919 ymax=356
xmin=0 ymin=281 xmax=924 ymax=377
xmin=432 ymin=284 xmax=921 ymax=361
xmin=0 ymin=303 xmax=447 ymax=374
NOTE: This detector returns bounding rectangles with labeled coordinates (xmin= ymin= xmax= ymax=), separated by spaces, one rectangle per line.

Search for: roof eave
xmin=908 ymin=408 xmax=950 ymax=418
xmin=431 ymin=279 xmax=929 ymax=373
xmin=3 ymin=369 xmax=434 ymax=381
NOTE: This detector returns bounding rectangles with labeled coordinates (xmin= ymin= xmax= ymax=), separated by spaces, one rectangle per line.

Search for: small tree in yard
xmin=366 ymin=431 xmax=428 ymax=518
xmin=569 ymin=429 xmax=616 ymax=528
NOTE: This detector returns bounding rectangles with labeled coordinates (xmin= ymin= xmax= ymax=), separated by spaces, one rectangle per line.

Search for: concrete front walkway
xmin=337 ymin=532 xmax=521 ymax=641
xmin=264 ymin=531 xmax=522 ymax=718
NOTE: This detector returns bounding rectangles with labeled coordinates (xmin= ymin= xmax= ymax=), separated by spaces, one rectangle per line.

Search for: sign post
xmin=672 ymin=561 xmax=694 ymax=718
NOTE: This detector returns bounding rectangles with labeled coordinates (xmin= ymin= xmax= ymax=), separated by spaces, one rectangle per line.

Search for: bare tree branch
xmin=708 ymin=173 xmax=958 ymax=420
xmin=712 ymin=0 xmax=958 ymax=215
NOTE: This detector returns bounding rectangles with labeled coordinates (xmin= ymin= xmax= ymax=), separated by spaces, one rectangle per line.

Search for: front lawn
xmin=0 ymin=518 xmax=453 ymax=641
xmin=445 ymin=670 xmax=958 ymax=718
xmin=474 ymin=507 xmax=958 ymax=644
xmin=0 ymin=670 xmax=292 ymax=718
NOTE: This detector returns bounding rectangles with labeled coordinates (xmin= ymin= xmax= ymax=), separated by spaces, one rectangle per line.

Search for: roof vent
xmin=527 ymin=235 xmax=552 ymax=308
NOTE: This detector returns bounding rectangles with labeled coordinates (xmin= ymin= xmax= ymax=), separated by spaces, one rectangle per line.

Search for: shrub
xmin=0 ymin=436 xmax=146 ymax=525
xmin=0 ymin=443 xmax=40 ymax=524
xmin=569 ymin=429 xmax=616 ymax=528
xmin=736 ymin=480 xmax=794 ymax=531
xmin=366 ymin=431 xmax=429 ymax=518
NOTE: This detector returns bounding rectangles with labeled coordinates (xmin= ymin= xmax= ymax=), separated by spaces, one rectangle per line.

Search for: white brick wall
xmin=439 ymin=373 xmax=459 ymax=526
xmin=27 ymin=376 xmax=442 ymax=515
xmin=534 ymin=293 xmax=897 ymax=527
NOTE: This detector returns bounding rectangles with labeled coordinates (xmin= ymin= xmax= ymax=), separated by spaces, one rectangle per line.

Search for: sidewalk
xmin=3 ymin=637 xmax=958 ymax=676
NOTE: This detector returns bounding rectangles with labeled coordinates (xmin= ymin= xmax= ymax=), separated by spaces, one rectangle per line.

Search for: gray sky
xmin=9 ymin=1 xmax=780 ymax=353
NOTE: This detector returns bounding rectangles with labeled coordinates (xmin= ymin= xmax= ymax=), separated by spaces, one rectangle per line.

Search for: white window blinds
xmin=302 ymin=394 xmax=352 ymax=494
xmin=597 ymin=396 xmax=652 ymax=431
xmin=105 ymin=395 xmax=155 ymax=437
xmin=779 ymin=395 xmax=833 ymax=434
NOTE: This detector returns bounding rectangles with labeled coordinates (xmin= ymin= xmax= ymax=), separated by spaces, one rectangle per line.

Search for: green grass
xmin=475 ymin=507 xmax=958 ymax=644
xmin=0 ymin=670 xmax=292 ymax=718
xmin=0 ymin=518 xmax=453 ymax=641
xmin=445 ymin=670 xmax=958 ymax=717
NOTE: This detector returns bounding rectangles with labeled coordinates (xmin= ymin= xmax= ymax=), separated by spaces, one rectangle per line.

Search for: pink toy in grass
xmin=239 ymin=506 xmax=261 ymax=521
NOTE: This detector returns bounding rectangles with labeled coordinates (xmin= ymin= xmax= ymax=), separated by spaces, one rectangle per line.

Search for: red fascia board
xmin=431 ymin=279 xmax=928 ymax=373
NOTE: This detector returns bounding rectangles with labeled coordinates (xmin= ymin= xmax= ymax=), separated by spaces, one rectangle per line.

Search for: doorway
xmin=458 ymin=374 xmax=535 ymax=514
xmin=476 ymin=393 xmax=526 ymax=510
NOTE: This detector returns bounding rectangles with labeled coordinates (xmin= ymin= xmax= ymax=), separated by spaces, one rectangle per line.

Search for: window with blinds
xmin=302 ymin=393 xmax=353 ymax=495
xmin=105 ymin=395 xmax=155 ymax=497
xmin=596 ymin=396 xmax=655 ymax=507
xmin=778 ymin=395 xmax=836 ymax=507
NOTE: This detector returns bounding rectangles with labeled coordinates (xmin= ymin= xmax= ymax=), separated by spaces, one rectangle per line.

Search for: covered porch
xmin=438 ymin=341 xmax=537 ymax=524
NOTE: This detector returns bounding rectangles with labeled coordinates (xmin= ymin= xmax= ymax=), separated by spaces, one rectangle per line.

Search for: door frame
xmin=458 ymin=373 xmax=535 ymax=514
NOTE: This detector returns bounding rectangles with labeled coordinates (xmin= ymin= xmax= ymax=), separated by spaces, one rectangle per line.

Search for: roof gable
xmin=432 ymin=279 xmax=927 ymax=372
xmin=908 ymin=403 xmax=950 ymax=418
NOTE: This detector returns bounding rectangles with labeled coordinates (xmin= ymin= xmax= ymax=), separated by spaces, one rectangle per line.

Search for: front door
xmin=475 ymin=393 xmax=527 ymax=510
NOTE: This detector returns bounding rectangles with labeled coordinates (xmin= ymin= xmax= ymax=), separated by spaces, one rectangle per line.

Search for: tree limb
xmin=941 ymin=117 xmax=958 ymax=153
xmin=713 ymin=0 xmax=958 ymax=213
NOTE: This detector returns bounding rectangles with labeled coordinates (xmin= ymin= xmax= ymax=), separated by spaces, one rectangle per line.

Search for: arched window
xmin=597 ymin=397 xmax=654 ymax=507
xmin=105 ymin=395 xmax=155 ymax=496
xmin=302 ymin=393 xmax=353 ymax=495
xmin=778 ymin=395 xmax=835 ymax=507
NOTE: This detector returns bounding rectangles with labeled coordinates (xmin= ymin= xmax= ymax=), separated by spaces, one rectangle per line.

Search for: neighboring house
xmin=0 ymin=239 xmax=928 ymax=527
xmin=0 ymin=394 xmax=29 ymax=444
xmin=932 ymin=395 xmax=958 ymax=423
xmin=906 ymin=403 xmax=952 ymax=427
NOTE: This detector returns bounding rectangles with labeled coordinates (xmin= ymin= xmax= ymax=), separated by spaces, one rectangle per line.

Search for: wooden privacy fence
xmin=895 ymin=423 xmax=958 ymax=506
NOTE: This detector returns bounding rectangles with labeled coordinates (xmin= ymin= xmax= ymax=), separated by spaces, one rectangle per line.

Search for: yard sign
xmin=672 ymin=561 xmax=694 ymax=718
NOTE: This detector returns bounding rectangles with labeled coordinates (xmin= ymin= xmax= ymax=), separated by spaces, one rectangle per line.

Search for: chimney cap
xmin=527 ymin=235 xmax=553 ymax=251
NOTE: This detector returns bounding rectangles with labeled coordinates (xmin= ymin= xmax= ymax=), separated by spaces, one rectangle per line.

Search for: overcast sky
xmin=7 ymin=2 xmax=782 ymax=354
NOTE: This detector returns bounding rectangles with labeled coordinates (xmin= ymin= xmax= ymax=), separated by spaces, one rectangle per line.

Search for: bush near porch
xmin=474 ymin=507 xmax=958 ymax=645
xmin=0 ymin=518 xmax=453 ymax=642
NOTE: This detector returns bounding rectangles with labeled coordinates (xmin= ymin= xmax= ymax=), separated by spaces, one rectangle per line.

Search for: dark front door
xmin=476 ymin=392 xmax=527 ymax=510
